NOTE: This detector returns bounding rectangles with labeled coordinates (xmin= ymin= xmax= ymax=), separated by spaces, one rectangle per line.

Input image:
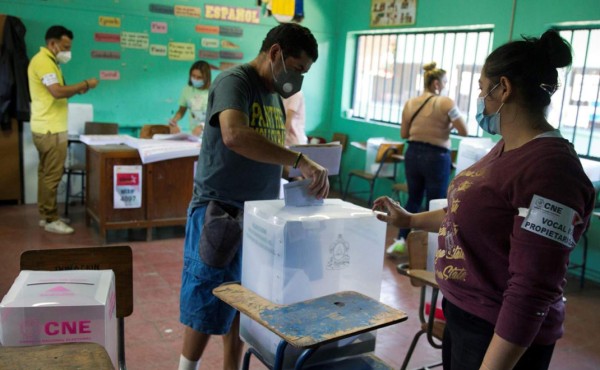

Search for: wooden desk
xmin=0 ymin=342 xmax=114 ymax=370
xmin=213 ymin=283 xmax=407 ymax=370
xmin=86 ymin=145 xmax=196 ymax=241
xmin=397 ymin=268 xmax=439 ymax=288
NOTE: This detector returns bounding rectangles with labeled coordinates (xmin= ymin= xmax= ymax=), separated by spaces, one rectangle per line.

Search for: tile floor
xmin=0 ymin=201 xmax=599 ymax=369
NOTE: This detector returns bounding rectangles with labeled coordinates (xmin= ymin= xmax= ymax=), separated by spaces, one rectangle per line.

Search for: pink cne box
xmin=0 ymin=270 xmax=117 ymax=368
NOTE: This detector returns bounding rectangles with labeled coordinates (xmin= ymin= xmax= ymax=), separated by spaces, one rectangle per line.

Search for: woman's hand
xmin=169 ymin=119 xmax=181 ymax=134
xmin=372 ymin=196 xmax=413 ymax=229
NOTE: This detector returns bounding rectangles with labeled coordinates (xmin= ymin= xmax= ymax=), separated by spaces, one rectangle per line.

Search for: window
xmin=350 ymin=27 xmax=493 ymax=136
xmin=549 ymin=26 xmax=600 ymax=159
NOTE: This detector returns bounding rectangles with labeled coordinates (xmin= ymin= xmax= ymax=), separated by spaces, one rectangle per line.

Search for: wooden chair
xmin=329 ymin=132 xmax=348 ymax=193
xmin=20 ymin=246 xmax=133 ymax=370
xmin=64 ymin=122 xmax=119 ymax=216
xmin=396 ymin=230 xmax=444 ymax=370
xmin=343 ymin=142 xmax=404 ymax=207
xmin=139 ymin=124 xmax=170 ymax=139
xmin=213 ymin=282 xmax=407 ymax=370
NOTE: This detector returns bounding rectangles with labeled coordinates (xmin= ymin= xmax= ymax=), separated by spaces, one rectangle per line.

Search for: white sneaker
xmin=39 ymin=217 xmax=71 ymax=227
xmin=44 ymin=220 xmax=74 ymax=234
xmin=386 ymin=238 xmax=406 ymax=257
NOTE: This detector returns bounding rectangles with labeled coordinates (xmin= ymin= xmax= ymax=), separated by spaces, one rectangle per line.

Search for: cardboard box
xmin=240 ymin=199 xmax=386 ymax=368
xmin=0 ymin=270 xmax=117 ymax=369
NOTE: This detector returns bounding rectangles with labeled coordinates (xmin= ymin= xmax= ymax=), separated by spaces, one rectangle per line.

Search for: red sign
xmin=116 ymin=173 xmax=139 ymax=186
xmin=94 ymin=33 xmax=120 ymax=43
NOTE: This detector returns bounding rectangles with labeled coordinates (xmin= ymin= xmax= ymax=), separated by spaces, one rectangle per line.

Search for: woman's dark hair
xmin=259 ymin=23 xmax=318 ymax=62
xmin=483 ymin=29 xmax=572 ymax=110
xmin=188 ymin=60 xmax=211 ymax=89
xmin=45 ymin=25 xmax=73 ymax=41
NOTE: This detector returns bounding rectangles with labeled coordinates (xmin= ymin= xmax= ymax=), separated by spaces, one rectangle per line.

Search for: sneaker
xmin=39 ymin=217 xmax=71 ymax=227
xmin=44 ymin=220 xmax=74 ymax=234
xmin=386 ymin=238 xmax=406 ymax=257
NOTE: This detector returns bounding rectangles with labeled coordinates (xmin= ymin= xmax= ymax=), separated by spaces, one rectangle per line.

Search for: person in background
xmin=169 ymin=60 xmax=211 ymax=137
xmin=283 ymin=90 xmax=307 ymax=146
xmin=374 ymin=29 xmax=594 ymax=370
xmin=387 ymin=61 xmax=468 ymax=256
xmin=178 ymin=23 xmax=329 ymax=370
xmin=28 ymin=25 xmax=98 ymax=234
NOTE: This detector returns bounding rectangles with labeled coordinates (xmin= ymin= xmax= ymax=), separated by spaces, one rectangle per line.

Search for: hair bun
xmin=537 ymin=30 xmax=572 ymax=69
xmin=423 ymin=62 xmax=437 ymax=71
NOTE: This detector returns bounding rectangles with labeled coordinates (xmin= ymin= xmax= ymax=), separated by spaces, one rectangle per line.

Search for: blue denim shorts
xmin=179 ymin=204 xmax=243 ymax=335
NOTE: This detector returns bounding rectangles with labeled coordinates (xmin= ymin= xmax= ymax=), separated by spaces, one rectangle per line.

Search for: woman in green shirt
xmin=169 ymin=60 xmax=212 ymax=136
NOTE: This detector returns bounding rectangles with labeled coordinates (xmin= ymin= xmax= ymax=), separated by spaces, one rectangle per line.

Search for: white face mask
xmin=56 ymin=50 xmax=71 ymax=64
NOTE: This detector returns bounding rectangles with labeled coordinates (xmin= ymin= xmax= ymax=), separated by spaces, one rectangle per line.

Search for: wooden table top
xmin=397 ymin=267 xmax=439 ymax=288
xmin=0 ymin=342 xmax=114 ymax=370
xmin=213 ymin=283 xmax=407 ymax=348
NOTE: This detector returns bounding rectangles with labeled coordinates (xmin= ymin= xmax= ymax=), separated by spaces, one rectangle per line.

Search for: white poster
xmin=113 ymin=165 xmax=142 ymax=209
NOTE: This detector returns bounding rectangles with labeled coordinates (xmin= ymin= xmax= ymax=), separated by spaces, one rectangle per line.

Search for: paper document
xmin=288 ymin=143 xmax=342 ymax=177
xmin=152 ymin=133 xmax=201 ymax=142
xmin=283 ymin=179 xmax=324 ymax=207
xmin=79 ymin=134 xmax=133 ymax=145
xmin=126 ymin=138 xmax=200 ymax=164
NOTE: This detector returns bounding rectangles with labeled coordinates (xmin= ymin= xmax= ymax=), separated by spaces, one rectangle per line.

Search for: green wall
xmin=0 ymin=0 xmax=338 ymax=135
xmin=329 ymin=0 xmax=600 ymax=282
xmin=3 ymin=0 xmax=600 ymax=282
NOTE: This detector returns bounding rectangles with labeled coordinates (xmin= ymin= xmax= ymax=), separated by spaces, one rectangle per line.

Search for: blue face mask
xmin=191 ymin=78 xmax=204 ymax=89
xmin=476 ymin=83 xmax=504 ymax=135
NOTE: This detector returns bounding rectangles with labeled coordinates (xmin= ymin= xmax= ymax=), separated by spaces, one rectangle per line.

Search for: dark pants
xmin=442 ymin=299 xmax=555 ymax=370
xmin=399 ymin=141 xmax=451 ymax=239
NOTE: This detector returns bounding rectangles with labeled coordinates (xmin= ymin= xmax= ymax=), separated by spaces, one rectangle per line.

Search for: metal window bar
xmin=387 ymin=35 xmax=399 ymax=122
xmin=554 ymin=27 xmax=600 ymax=159
xmin=571 ymin=30 xmax=591 ymax=147
xmin=352 ymin=29 xmax=492 ymax=135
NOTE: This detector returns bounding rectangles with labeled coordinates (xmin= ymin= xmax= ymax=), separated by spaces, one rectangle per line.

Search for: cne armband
xmin=293 ymin=152 xmax=303 ymax=169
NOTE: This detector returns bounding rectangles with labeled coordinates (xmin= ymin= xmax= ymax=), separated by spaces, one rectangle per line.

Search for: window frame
xmin=349 ymin=26 xmax=494 ymax=137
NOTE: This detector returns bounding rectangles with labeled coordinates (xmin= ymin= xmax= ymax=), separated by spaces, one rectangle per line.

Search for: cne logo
xmin=41 ymin=285 xmax=74 ymax=297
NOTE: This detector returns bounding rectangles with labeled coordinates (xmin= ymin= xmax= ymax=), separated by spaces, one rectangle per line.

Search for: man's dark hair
xmin=259 ymin=23 xmax=318 ymax=62
xmin=45 ymin=25 xmax=74 ymax=42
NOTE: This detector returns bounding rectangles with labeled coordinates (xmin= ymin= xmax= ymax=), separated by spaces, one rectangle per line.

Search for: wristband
xmin=84 ymin=80 xmax=89 ymax=89
xmin=292 ymin=152 xmax=303 ymax=169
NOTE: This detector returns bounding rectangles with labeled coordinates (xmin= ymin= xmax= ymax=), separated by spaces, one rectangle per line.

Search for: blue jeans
xmin=399 ymin=141 xmax=451 ymax=239
xmin=180 ymin=205 xmax=243 ymax=335
xmin=442 ymin=299 xmax=555 ymax=370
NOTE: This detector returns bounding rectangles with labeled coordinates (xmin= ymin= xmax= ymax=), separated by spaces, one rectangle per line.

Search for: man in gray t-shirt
xmin=179 ymin=23 xmax=329 ymax=370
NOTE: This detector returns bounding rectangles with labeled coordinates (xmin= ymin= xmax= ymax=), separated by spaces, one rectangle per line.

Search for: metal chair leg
xmin=118 ymin=318 xmax=126 ymax=370
xmin=294 ymin=348 xmax=317 ymax=369
xmin=400 ymin=329 xmax=427 ymax=370
xmin=367 ymin=180 xmax=375 ymax=207
xmin=581 ymin=232 xmax=588 ymax=288
xmin=342 ymin=174 xmax=353 ymax=200
xmin=65 ymin=171 xmax=72 ymax=216
xmin=273 ymin=340 xmax=289 ymax=370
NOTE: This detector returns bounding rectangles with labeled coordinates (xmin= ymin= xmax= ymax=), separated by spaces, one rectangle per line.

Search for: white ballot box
xmin=580 ymin=157 xmax=600 ymax=184
xmin=0 ymin=270 xmax=118 ymax=369
xmin=455 ymin=138 xmax=495 ymax=174
xmin=365 ymin=137 xmax=402 ymax=177
xmin=240 ymin=199 xmax=386 ymax=368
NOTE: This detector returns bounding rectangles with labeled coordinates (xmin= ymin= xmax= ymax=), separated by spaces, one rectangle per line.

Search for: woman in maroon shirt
xmin=374 ymin=30 xmax=595 ymax=370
